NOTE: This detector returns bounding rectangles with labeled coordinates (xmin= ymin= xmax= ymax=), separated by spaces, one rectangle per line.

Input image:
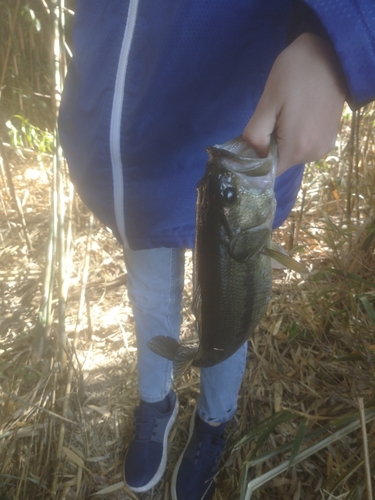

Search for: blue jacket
xmin=59 ymin=0 xmax=375 ymax=250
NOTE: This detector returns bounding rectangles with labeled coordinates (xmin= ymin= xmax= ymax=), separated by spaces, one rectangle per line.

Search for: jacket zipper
xmin=110 ymin=0 xmax=140 ymax=247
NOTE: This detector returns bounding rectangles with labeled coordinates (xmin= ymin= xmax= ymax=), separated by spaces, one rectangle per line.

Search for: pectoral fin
xmin=262 ymin=242 xmax=309 ymax=274
xmin=229 ymin=227 xmax=269 ymax=261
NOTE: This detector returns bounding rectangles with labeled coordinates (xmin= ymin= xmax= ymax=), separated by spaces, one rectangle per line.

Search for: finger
xmin=276 ymin=121 xmax=339 ymax=176
xmin=276 ymin=135 xmax=293 ymax=176
xmin=242 ymin=97 xmax=277 ymax=158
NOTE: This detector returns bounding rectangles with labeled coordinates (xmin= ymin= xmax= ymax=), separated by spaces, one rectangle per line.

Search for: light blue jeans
xmin=124 ymin=246 xmax=247 ymax=423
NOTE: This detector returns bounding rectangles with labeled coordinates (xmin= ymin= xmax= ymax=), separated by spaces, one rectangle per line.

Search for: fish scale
xmin=193 ymin=162 xmax=274 ymax=367
xmin=148 ymin=137 xmax=307 ymax=376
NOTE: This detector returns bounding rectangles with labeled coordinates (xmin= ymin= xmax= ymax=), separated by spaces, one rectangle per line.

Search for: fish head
xmin=204 ymin=137 xmax=277 ymax=260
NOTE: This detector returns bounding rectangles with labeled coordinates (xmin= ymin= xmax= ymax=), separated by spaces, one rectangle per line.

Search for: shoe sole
xmin=171 ymin=408 xmax=218 ymax=500
xmin=126 ymin=396 xmax=179 ymax=493
xmin=171 ymin=408 xmax=199 ymax=500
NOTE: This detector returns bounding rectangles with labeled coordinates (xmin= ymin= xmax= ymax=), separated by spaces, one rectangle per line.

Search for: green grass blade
xmin=232 ymin=410 xmax=295 ymax=451
xmin=242 ymin=410 xmax=375 ymax=500
xmin=244 ymin=410 xmax=363 ymax=468
xmin=360 ymin=296 xmax=375 ymax=326
xmin=326 ymin=447 xmax=375 ymax=493
xmin=288 ymin=417 xmax=308 ymax=468
xmin=346 ymin=479 xmax=366 ymax=500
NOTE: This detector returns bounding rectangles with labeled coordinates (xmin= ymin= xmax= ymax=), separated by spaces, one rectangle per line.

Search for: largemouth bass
xmin=148 ymin=137 xmax=306 ymax=376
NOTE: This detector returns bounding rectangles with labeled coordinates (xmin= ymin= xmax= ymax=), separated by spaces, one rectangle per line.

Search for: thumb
xmin=242 ymin=99 xmax=277 ymax=158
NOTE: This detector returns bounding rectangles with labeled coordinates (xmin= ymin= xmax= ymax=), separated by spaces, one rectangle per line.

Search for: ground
xmin=1 ymin=129 xmax=375 ymax=499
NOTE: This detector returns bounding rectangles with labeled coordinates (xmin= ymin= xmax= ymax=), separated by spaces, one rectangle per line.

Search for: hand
xmin=243 ymin=33 xmax=347 ymax=176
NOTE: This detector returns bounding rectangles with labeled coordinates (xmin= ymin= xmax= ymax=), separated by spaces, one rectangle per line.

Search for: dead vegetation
xmin=1 ymin=2 xmax=375 ymax=499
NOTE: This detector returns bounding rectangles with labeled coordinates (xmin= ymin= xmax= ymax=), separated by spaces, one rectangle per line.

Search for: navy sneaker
xmin=171 ymin=410 xmax=226 ymax=500
xmin=124 ymin=390 xmax=178 ymax=492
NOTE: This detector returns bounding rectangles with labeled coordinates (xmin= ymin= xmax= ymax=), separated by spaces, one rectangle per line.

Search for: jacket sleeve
xmin=300 ymin=0 xmax=375 ymax=109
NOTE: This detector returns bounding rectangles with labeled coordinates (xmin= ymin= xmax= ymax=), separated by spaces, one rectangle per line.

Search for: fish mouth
xmin=206 ymin=136 xmax=277 ymax=177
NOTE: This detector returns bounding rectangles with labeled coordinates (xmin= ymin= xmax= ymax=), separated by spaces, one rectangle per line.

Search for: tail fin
xmin=147 ymin=336 xmax=197 ymax=378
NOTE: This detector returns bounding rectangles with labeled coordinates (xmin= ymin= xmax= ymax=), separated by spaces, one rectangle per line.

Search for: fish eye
xmin=221 ymin=186 xmax=237 ymax=205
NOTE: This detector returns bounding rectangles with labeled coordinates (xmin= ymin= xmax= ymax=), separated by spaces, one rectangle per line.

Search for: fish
xmin=148 ymin=137 xmax=307 ymax=376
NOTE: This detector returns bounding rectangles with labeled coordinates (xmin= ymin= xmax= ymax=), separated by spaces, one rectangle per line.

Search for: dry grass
xmin=0 ymin=5 xmax=375 ymax=495
xmin=1 ymin=104 xmax=375 ymax=500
